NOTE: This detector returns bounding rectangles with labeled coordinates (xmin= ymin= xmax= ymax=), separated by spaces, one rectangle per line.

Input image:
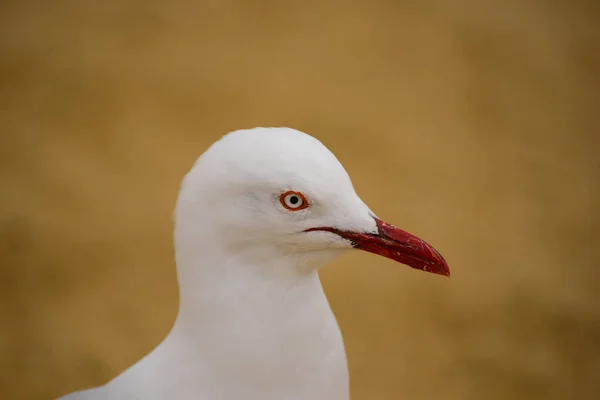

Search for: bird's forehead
xmin=202 ymin=128 xmax=351 ymax=188
xmin=226 ymin=130 xmax=337 ymax=165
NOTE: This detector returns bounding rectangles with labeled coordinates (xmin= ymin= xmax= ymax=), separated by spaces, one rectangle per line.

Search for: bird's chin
xmin=292 ymin=247 xmax=350 ymax=271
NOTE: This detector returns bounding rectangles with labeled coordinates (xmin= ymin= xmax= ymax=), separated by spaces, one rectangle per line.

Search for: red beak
xmin=306 ymin=218 xmax=450 ymax=277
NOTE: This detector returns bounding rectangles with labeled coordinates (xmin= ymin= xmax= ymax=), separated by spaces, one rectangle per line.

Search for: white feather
xmin=59 ymin=127 xmax=379 ymax=400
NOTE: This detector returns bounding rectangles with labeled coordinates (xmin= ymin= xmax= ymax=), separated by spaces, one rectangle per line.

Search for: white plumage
xmin=59 ymin=127 xmax=448 ymax=400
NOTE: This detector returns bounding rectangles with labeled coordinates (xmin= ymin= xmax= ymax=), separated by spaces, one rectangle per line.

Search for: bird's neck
xmin=169 ymin=244 xmax=339 ymax=345
xmin=158 ymin=245 xmax=348 ymax=395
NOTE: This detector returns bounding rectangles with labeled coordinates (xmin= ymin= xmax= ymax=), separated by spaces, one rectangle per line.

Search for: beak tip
xmin=438 ymin=261 xmax=451 ymax=277
xmin=427 ymin=263 xmax=451 ymax=277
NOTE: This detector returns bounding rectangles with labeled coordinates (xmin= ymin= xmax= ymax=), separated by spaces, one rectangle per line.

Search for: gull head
xmin=175 ymin=127 xmax=449 ymax=276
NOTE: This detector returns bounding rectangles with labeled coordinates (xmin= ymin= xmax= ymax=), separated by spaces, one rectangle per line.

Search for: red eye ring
xmin=280 ymin=191 xmax=309 ymax=211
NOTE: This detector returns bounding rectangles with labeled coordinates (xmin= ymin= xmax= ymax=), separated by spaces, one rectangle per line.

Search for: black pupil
xmin=289 ymin=196 xmax=299 ymax=205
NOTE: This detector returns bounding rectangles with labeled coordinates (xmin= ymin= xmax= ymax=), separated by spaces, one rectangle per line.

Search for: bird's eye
xmin=280 ymin=191 xmax=308 ymax=211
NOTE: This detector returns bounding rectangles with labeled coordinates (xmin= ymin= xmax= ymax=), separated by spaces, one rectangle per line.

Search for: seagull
xmin=59 ymin=127 xmax=449 ymax=400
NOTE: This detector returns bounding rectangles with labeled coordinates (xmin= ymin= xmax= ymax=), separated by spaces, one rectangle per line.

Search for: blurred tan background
xmin=1 ymin=0 xmax=599 ymax=399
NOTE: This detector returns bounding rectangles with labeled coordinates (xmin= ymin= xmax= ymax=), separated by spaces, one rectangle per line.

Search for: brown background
xmin=1 ymin=1 xmax=599 ymax=399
